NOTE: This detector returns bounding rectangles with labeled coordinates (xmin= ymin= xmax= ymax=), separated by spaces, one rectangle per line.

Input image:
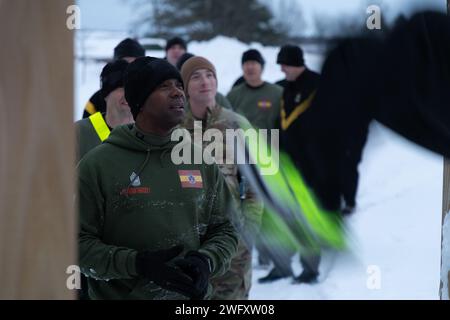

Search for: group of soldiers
xmin=75 ymin=35 xmax=358 ymax=300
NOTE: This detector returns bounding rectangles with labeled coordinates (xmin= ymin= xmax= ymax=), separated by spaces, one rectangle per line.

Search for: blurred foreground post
xmin=0 ymin=0 xmax=75 ymax=299
xmin=441 ymin=0 xmax=450 ymax=301
xmin=442 ymin=158 xmax=450 ymax=299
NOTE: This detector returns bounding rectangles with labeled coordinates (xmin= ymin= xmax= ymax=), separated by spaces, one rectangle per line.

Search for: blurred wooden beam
xmin=442 ymin=158 xmax=450 ymax=299
xmin=440 ymin=0 xmax=450 ymax=301
xmin=0 ymin=0 xmax=75 ymax=299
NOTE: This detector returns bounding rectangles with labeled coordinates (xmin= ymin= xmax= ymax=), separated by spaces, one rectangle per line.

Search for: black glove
xmin=135 ymin=245 xmax=197 ymax=297
xmin=174 ymin=251 xmax=211 ymax=300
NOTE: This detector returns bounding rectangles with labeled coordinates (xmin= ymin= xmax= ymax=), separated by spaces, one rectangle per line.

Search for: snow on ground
xmin=251 ymin=123 xmax=442 ymax=299
xmin=75 ymin=33 xmax=443 ymax=299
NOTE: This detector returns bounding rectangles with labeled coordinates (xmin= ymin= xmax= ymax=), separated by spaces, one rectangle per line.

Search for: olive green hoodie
xmin=227 ymin=82 xmax=283 ymax=130
xmin=77 ymin=123 xmax=238 ymax=300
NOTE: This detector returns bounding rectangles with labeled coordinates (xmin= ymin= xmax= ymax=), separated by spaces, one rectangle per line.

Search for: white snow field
xmin=75 ymin=34 xmax=443 ymax=300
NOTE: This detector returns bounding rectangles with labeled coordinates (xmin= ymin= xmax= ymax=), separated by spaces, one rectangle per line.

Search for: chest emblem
xmin=178 ymin=170 xmax=203 ymax=189
xmin=130 ymin=172 xmax=141 ymax=187
xmin=258 ymin=100 xmax=272 ymax=108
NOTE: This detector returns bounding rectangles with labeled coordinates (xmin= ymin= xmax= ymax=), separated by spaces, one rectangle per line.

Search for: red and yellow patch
xmin=120 ymin=187 xmax=150 ymax=195
xmin=178 ymin=170 xmax=203 ymax=189
xmin=258 ymin=100 xmax=272 ymax=108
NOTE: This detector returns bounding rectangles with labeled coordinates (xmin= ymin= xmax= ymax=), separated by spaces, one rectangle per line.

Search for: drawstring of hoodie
xmin=160 ymin=148 xmax=170 ymax=168
xmin=125 ymin=148 xmax=151 ymax=198
xmin=125 ymin=146 xmax=171 ymax=197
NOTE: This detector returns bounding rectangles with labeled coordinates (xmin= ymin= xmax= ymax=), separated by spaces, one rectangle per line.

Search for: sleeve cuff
xmin=126 ymin=250 xmax=139 ymax=277
xmin=197 ymin=249 xmax=216 ymax=274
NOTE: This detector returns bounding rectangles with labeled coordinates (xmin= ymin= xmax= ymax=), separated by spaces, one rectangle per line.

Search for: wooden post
xmin=0 ymin=0 xmax=75 ymax=299
xmin=440 ymin=0 xmax=450 ymax=301
xmin=442 ymin=158 xmax=450 ymax=299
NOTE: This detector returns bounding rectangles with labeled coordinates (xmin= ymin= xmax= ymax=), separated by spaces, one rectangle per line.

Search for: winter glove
xmin=135 ymin=245 xmax=197 ymax=297
xmin=174 ymin=251 xmax=211 ymax=300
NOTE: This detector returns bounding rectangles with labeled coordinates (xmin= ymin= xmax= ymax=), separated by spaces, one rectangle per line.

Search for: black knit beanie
xmin=124 ymin=57 xmax=184 ymax=119
xmin=113 ymin=38 xmax=145 ymax=60
xmin=277 ymin=45 xmax=305 ymax=67
xmin=100 ymin=59 xmax=129 ymax=99
xmin=176 ymin=52 xmax=195 ymax=71
xmin=165 ymin=37 xmax=187 ymax=52
xmin=242 ymin=49 xmax=265 ymax=67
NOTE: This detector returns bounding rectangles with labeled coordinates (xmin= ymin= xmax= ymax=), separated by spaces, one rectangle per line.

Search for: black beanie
xmin=242 ymin=49 xmax=265 ymax=67
xmin=176 ymin=52 xmax=195 ymax=71
xmin=165 ymin=37 xmax=187 ymax=52
xmin=100 ymin=59 xmax=129 ymax=99
xmin=277 ymin=45 xmax=304 ymax=67
xmin=113 ymin=38 xmax=145 ymax=60
xmin=124 ymin=57 xmax=184 ymax=119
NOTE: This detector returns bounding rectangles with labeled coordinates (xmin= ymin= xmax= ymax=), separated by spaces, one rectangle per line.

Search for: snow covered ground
xmin=251 ymin=123 xmax=442 ymax=299
xmin=75 ymin=34 xmax=443 ymax=300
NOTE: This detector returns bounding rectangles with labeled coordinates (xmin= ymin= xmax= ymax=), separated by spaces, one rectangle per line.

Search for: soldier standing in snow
xmin=165 ymin=36 xmax=187 ymax=66
xmin=227 ymin=49 xmax=283 ymax=268
xmin=180 ymin=56 xmax=263 ymax=299
xmin=75 ymin=59 xmax=134 ymax=300
xmin=75 ymin=59 xmax=134 ymax=163
xmin=227 ymin=49 xmax=283 ymax=131
xmin=78 ymin=57 xmax=238 ymax=299
xmin=259 ymin=44 xmax=322 ymax=284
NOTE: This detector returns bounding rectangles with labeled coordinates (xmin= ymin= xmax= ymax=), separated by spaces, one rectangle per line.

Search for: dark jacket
xmin=279 ymin=68 xmax=320 ymax=191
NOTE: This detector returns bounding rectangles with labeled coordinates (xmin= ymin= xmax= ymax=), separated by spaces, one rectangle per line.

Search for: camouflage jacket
xmin=181 ymin=104 xmax=263 ymax=242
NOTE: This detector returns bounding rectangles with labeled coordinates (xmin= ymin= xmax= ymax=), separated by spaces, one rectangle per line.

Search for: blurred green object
xmin=237 ymin=123 xmax=346 ymax=254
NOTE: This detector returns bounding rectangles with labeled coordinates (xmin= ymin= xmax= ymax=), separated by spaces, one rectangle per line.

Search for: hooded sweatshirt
xmin=77 ymin=123 xmax=238 ymax=300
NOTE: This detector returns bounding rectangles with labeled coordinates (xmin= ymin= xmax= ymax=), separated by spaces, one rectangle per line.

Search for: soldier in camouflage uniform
xmin=180 ymin=56 xmax=263 ymax=299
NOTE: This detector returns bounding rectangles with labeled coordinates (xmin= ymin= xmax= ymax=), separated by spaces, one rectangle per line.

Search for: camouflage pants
xmin=210 ymin=240 xmax=252 ymax=300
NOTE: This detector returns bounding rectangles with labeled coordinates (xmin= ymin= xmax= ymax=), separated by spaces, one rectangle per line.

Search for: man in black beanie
xmin=227 ymin=48 xmax=282 ymax=135
xmin=77 ymin=56 xmax=238 ymax=300
xmin=75 ymin=59 xmax=133 ymax=163
xmin=242 ymin=49 xmax=265 ymax=67
xmin=82 ymin=38 xmax=146 ymax=119
xmin=176 ymin=52 xmax=195 ymax=71
xmin=114 ymin=38 xmax=146 ymax=62
xmin=277 ymin=45 xmax=304 ymax=68
xmin=227 ymin=48 xmax=283 ymax=270
xmin=231 ymin=49 xmax=265 ymax=87
xmin=231 ymin=49 xmax=267 ymax=88
xmin=124 ymin=57 xmax=185 ymax=122
xmin=165 ymin=36 xmax=187 ymax=66
xmin=258 ymin=44 xmax=322 ymax=285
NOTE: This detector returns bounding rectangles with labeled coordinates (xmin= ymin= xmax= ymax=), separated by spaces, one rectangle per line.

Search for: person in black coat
xmin=259 ymin=44 xmax=323 ymax=284
xmin=305 ymin=11 xmax=450 ymax=215
xmin=258 ymin=10 xmax=450 ymax=287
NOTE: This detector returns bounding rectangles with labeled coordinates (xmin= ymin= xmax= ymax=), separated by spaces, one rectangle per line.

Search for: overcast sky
xmin=76 ymin=0 xmax=446 ymax=33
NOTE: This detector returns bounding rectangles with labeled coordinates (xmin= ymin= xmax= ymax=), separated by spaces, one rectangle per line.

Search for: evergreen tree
xmin=139 ymin=0 xmax=289 ymax=45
